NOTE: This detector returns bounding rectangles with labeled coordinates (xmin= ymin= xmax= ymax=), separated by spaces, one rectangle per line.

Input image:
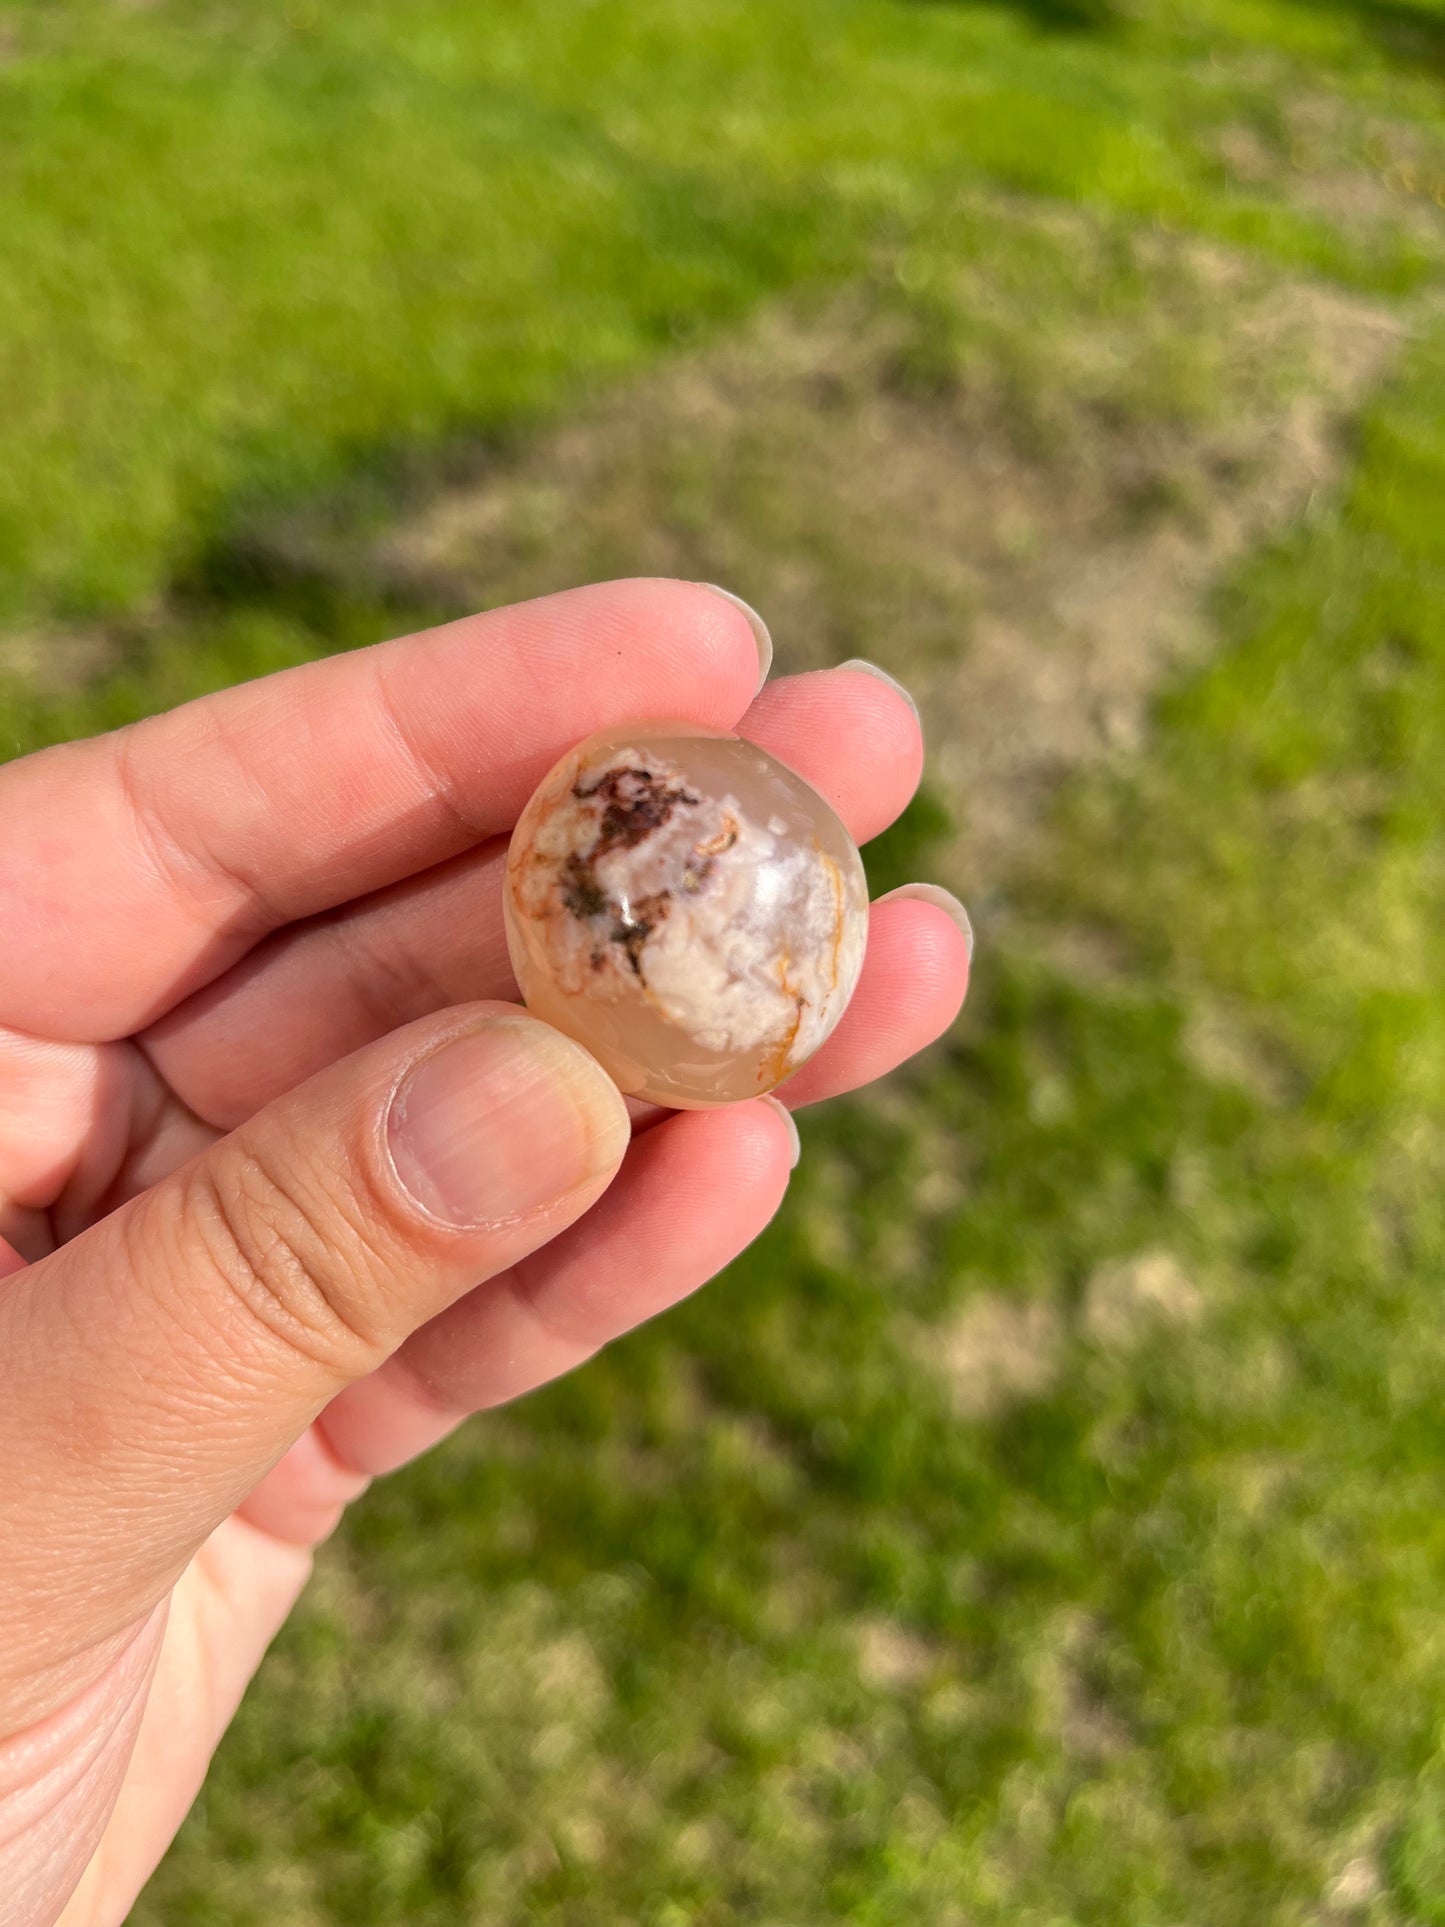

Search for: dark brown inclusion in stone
xmin=559 ymin=764 xmax=702 ymax=977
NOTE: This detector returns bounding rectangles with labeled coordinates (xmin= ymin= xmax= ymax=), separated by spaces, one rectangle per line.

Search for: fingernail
xmin=876 ymin=883 xmax=974 ymax=962
xmin=387 ymin=1018 xmax=628 ymax=1228
xmin=760 ymin=1095 xmax=802 ymax=1169
xmin=698 ymin=584 xmax=772 ymax=693
xmin=838 ymin=659 xmax=921 ymax=732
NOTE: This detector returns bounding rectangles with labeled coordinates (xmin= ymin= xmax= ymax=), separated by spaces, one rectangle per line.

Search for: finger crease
xmin=113 ymin=726 xmax=282 ymax=941
xmin=391 ymin=1270 xmax=597 ymax=1420
xmin=372 ymin=664 xmax=496 ymax=849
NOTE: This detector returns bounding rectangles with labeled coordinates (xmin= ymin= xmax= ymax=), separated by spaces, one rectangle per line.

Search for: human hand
xmin=0 ymin=581 xmax=969 ymax=1926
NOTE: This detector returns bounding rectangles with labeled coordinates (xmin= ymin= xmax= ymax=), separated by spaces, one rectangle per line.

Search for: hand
xmin=0 ymin=580 xmax=969 ymax=1927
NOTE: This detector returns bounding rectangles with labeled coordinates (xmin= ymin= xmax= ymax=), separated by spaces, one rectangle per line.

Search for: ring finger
xmin=143 ymin=666 xmax=926 ymax=1129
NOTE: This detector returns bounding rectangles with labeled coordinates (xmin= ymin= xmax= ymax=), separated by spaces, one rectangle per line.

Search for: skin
xmin=0 ymin=580 xmax=969 ymax=1927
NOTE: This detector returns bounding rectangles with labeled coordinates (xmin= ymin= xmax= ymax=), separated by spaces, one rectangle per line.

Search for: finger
xmin=606 ymin=889 xmax=971 ymax=1140
xmin=142 ymin=840 xmax=514 ymax=1130
xmin=144 ymin=666 xmax=924 ymax=1129
xmin=741 ymin=662 xmax=923 ymax=845
xmin=305 ymin=1099 xmax=797 ymax=1492
xmin=62 ymin=893 xmax=969 ymax=1233
xmin=776 ymin=892 xmax=972 ymax=1109
xmin=40 ymin=1520 xmax=313 ymax=1927
xmin=242 ymin=897 xmax=965 ymax=1537
xmin=0 ymin=1005 xmax=630 ymax=1730
xmin=228 ymin=1420 xmax=375 ymax=1550
xmin=0 ymin=1030 xmax=215 ymax=1253
xmin=0 ymin=579 xmax=765 ymax=1042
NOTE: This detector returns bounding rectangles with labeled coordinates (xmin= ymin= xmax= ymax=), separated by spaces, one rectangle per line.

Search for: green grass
xmin=4 ymin=0 xmax=1445 ymax=1920
xmin=1 ymin=0 xmax=1443 ymax=627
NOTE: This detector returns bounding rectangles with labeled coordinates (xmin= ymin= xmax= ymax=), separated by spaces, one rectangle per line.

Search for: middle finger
xmin=143 ymin=668 xmax=924 ymax=1129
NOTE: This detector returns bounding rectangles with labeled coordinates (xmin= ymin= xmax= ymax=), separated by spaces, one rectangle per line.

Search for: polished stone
xmin=504 ymin=724 xmax=869 ymax=1107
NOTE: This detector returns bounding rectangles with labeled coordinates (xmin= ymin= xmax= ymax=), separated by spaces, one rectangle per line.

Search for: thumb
xmin=0 ymin=1005 xmax=629 ymax=1722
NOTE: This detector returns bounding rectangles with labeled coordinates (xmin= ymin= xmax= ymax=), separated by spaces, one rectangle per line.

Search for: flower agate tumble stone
xmin=504 ymin=723 xmax=869 ymax=1107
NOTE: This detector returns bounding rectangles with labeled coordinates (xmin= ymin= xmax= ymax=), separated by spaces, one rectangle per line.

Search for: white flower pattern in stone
xmin=504 ymin=725 xmax=869 ymax=1107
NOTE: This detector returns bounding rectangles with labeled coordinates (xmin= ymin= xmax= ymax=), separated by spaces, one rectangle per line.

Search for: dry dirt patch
xmin=0 ymin=626 xmax=119 ymax=693
xmin=1217 ymin=97 xmax=1445 ymax=251
xmin=921 ymin=1293 xmax=1065 ymax=1421
xmin=3 ymin=202 xmax=1409 ymax=905
xmin=1080 ymin=1248 xmax=1203 ymax=1349
xmin=371 ymin=212 xmax=1406 ymax=895
xmin=854 ymin=1617 xmax=941 ymax=1691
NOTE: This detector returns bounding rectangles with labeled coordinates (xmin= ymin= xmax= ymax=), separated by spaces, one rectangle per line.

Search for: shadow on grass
xmin=1319 ymin=0 xmax=1445 ymax=73
xmin=902 ymin=0 xmax=1445 ymax=70
xmin=900 ymin=0 xmax=1120 ymax=28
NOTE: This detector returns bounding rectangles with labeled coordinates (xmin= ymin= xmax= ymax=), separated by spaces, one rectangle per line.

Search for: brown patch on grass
xmin=1027 ymin=1610 xmax=1133 ymax=1763
xmin=854 ymin=1617 xmax=941 ymax=1690
xmin=924 ymin=1292 xmax=1064 ymax=1420
xmin=1214 ymin=93 xmax=1445 ymax=238
xmin=1324 ymin=1855 xmax=1383 ymax=1913
xmin=1290 ymin=100 xmax=1445 ymax=233
xmin=1311 ymin=1807 xmax=1400 ymax=1923
xmin=1030 ymin=921 xmax=1139 ymax=991
xmin=1182 ymin=998 xmax=1297 ymax=1105
xmin=371 ymin=208 xmax=1406 ymax=893
xmin=2 ymin=202 xmax=1409 ymax=883
xmin=1081 ymin=1249 xmax=1203 ymax=1348
xmin=0 ymin=626 xmax=119 ymax=692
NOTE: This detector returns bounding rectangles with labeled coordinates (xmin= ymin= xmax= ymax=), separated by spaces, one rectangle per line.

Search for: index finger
xmin=0 ymin=580 xmax=764 ymax=1041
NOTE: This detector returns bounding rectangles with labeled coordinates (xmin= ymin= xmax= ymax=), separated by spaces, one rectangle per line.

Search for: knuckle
xmin=180 ymin=1140 xmax=393 ymax=1382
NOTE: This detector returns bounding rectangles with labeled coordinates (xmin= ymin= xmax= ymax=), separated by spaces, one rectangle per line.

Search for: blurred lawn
xmin=4 ymin=0 xmax=1445 ymax=1921
xmin=2 ymin=0 xmax=1443 ymax=630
